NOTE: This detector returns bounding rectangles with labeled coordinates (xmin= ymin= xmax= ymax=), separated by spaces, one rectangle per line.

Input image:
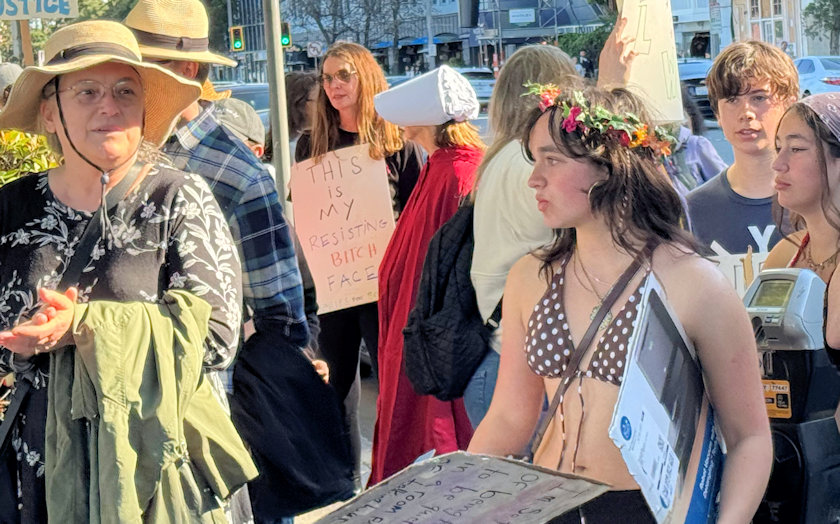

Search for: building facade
xmin=731 ymin=0 xmax=804 ymax=56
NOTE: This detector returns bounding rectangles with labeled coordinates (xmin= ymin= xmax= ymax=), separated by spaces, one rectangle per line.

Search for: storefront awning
xmin=372 ymin=34 xmax=467 ymax=49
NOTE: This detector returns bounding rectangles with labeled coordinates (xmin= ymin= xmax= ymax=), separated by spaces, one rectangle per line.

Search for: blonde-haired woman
xmin=466 ymin=44 xmax=577 ymax=428
xmin=370 ymin=65 xmax=484 ymax=484
xmin=294 ymin=40 xmax=423 ymax=489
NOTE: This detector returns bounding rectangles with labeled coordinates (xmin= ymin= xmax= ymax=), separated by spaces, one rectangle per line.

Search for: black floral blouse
xmin=0 ymin=165 xmax=242 ymax=522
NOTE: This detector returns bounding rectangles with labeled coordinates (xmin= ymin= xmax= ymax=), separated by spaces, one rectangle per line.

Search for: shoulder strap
xmin=0 ymin=163 xmax=143 ymax=455
xmin=485 ymin=298 xmax=503 ymax=331
xmin=529 ymin=241 xmax=656 ymax=458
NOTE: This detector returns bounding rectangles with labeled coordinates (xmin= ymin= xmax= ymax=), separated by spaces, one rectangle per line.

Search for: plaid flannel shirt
xmin=165 ymin=103 xmax=309 ymax=348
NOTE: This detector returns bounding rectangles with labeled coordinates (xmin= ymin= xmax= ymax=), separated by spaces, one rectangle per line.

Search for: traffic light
xmin=229 ymin=26 xmax=245 ymax=52
xmin=281 ymin=22 xmax=292 ymax=47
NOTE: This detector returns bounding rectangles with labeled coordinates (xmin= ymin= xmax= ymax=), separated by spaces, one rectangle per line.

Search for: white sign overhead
xmin=0 ymin=0 xmax=77 ymax=19
xmin=508 ymin=8 xmax=535 ymax=24
xmin=619 ymin=0 xmax=684 ymax=123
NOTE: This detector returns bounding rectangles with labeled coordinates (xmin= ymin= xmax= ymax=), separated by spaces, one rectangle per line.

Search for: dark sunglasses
xmin=320 ymin=69 xmax=357 ymax=86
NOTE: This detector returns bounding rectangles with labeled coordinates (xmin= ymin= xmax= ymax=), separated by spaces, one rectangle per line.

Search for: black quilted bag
xmin=403 ymin=204 xmax=499 ymax=401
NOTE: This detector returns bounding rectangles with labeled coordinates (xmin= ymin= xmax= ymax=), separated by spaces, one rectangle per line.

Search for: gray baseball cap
xmin=0 ymin=63 xmax=22 ymax=91
xmin=214 ymin=97 xmax=266 ymax=146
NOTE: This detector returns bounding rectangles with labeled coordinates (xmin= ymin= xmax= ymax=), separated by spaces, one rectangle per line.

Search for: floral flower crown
xmin=524 ymin=82 xmax=675 ymax=157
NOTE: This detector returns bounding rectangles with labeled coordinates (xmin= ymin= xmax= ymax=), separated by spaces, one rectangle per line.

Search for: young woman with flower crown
xmin=468 ymin=81 xmax=772 ymax=523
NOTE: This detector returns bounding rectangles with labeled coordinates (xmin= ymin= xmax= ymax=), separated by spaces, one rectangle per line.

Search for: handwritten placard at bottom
xmin=317 ymin=452 xmax=609 ymax=524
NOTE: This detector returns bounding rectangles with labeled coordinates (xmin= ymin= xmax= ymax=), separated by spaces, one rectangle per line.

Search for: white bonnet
xmin=374 ymin=65 xmax=479 ymax=126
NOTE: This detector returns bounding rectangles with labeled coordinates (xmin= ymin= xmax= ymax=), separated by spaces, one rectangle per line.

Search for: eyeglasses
xmin=320 ymin=69 xmax=357 ymax=86
xmin=54 ymin=79 xmax=143 ymax=107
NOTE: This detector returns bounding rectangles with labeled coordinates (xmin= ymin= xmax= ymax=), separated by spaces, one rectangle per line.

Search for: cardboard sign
xmin=0 ymin=0 xmax=78 ymax=19
xmin=609 ymin=275 xmax=723 ymax=523
xmin=317 ymin=452 xmax=610 ymax=524
xmin=290 ymin=144 xmax=396 ymax=313
xmin=619 ymin=0 xmax=683 ymax=123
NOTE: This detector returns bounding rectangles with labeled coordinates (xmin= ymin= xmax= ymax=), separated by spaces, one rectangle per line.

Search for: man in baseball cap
xmin=123 ymin=1 xmax=315 ymax=520
xmin=123 ymin=0 xmax=309 ymax=348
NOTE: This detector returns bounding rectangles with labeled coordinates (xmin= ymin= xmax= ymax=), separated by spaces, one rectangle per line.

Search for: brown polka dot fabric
xmin=524 ymin=258 xmax=645 ymax=386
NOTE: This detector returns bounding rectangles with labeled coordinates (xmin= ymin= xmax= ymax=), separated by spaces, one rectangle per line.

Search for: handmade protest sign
xmin=0 ymin=0 xmax=77 ymax=19
xmin=617 ymin=0 xmax=683 ymax=123
xmin=290 ymin=144 xmax=396 ymax=313
xmin=317 ymin=451 xmax=609 ymax=524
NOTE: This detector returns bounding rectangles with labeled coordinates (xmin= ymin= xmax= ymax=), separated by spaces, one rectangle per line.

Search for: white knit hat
xmin=374 ymin=65 xmax=479 ymax=126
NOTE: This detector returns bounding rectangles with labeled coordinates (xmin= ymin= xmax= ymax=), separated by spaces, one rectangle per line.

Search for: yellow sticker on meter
xmin=763 ymin=380 xmax=792 ymax=419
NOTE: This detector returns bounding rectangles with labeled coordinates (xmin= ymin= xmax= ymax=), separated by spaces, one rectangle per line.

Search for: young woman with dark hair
xmin=468 ymin=82 xmax=771 ymax=524
xmin=764 ymin=94 xmax=840 ymax=369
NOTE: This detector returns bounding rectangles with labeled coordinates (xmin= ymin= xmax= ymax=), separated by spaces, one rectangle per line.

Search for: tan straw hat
xmin=124 ymin=0 xmax=237 ymax=67
xmin=201 ymin=79 xmax=232 ymax=101
xmin=0 ymin=20 xmax=201 ymax=147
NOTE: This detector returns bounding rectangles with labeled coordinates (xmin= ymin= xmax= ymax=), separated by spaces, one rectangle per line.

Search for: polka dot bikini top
xmin=525 ymin=258 xmax=645 ymax=386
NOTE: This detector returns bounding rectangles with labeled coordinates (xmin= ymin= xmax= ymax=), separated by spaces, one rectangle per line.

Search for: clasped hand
xmin=0 ymin=287 xmax=78 ymax=359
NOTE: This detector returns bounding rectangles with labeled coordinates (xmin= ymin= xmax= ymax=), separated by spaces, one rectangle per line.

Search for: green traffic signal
xmin=229 ymin=26 xmax=245 ymax=52
xmin=281 ymin=22 xmax=292 ymax=48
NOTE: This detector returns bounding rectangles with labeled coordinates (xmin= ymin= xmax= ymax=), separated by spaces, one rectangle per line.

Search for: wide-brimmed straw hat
xmin=124 ymin=0 xmax=237 ymax=67
xmin=0 ymin=20 xmax=201 ymax=147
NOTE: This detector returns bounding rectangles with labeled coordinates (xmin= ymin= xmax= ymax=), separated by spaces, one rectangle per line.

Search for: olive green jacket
xmin=45 ymin=290 xmax=258 ymax=523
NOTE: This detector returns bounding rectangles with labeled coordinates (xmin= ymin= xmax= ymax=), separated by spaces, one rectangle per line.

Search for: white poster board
xmin=317 ymin=451 xmax=610 ymax=523
xmin=0 ymin=0 xmax=78 ymax=19
xmin=609 ymin=274 xmax=724 ymax=524
xmin=290 ymin=144 xmax=396 ymax=313
xmin=618 ymin=0 xmax=683 ymax=123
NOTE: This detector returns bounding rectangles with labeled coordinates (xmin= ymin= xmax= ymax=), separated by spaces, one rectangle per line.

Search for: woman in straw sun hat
xmin=0 ymin=20 xmax=255 ymax=521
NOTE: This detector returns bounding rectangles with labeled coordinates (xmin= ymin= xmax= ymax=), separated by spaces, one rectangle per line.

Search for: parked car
xmin=385 ymin=75 xmax=411 ymax=87
xmin=794 ymin=56 xmax=840 ymax=97
xmin=678 ymin=58 xmax=714 ymax=119
xmin=227 ymin=83 xmax=271 ymax=129
xmin=454 ymin=67 xmax=495 ymax=112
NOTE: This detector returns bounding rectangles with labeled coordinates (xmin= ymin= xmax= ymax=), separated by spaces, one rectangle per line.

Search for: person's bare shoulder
xmin=765 ymin=230 xmax=807 ymax=269
xmin=650 ymin=243 xmax=748 ymax=334
xmin=651 ymin=243 xmax=740 ymax=304
xmin=507 ymin=252 xmax=551 ymax=315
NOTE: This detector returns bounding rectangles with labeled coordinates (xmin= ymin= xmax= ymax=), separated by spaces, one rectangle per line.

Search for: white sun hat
xmin=374 ymin=65 xmax=479 ymax=126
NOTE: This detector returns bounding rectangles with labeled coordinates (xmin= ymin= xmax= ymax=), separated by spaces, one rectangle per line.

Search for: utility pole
xmin=496 ymin=0 xmax=503 ymax=66
xmin=426 ymin=0 xmax=435 ymax=69
xmin=262 ymin=0 xmax=293 ymax=219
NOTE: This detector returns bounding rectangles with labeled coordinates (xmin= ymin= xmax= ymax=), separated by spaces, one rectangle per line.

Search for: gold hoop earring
xmin=587 ymin=181 xmax=603 ymax=202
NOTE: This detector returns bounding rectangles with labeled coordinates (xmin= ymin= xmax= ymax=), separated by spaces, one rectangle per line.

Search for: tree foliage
xmin=554 ymin=18 xmax=614 ymax=68
xmin=0 ymin=130 xmax=59 ymax=187
xmin=804 ymin=0 xmax=840 ymax=55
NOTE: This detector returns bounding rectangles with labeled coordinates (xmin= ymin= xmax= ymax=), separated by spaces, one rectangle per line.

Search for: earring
xmin=587 ymin=181 xmax=603 ymax=202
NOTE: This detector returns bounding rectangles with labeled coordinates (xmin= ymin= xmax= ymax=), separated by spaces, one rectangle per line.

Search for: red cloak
xmin=369 ymin=145 xmax=483 ymax=485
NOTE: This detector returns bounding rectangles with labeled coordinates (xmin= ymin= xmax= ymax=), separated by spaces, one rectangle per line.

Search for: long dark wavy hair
xmin=521 ymin=81 xmax=702 ymax=277
xmin=773 ymin=102 xmax=840 ymax=237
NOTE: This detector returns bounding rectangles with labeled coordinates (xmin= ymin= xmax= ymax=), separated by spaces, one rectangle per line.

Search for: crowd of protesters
xmin=0 ymin=0 xmax=839 ymax=522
